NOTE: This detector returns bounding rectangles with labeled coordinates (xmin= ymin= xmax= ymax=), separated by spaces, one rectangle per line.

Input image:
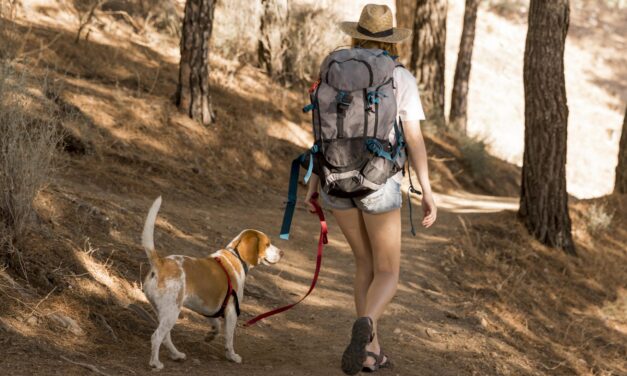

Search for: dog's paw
xmin=204 ymin=330 xmax=218 ymax=343
xmin=169 ymin=351 xmax=186 ymax=361
xmin=226 ymin=352 xmax=242 ymax=364
xmin=149 ymin=359 xmax=164 ymax=370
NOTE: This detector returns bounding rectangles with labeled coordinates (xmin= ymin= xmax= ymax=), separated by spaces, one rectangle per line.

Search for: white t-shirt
xmin=390 ymin=67 xmax=425 ymax=182
xmin=393 ymin=67 xmax=426 ymax=125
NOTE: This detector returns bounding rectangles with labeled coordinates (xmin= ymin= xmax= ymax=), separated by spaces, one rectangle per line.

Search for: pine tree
xmin=614 ymin=108 xmax=627 ymax=194
xmin=449 ymin=0 xmax=479 ymax=133
xmin=175 ymin=0 xmax=217 ymax=126
xmin=409 ymin=0 xmax=447 ymax=130
xmin=258 ymin=0 xmax=289 ymax=79
xmin=519 ymin=0 xmax=575 ymax=255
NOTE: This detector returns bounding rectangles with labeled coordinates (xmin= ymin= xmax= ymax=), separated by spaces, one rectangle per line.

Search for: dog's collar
xmin=226 ymin=246 xmax=249 ymax=276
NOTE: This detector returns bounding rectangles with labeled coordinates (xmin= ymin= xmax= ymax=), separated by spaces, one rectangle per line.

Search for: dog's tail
xmin=142 ymin=196 xmax=162 ymax=266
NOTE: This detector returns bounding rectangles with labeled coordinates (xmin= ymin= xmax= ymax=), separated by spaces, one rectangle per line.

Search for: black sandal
xmin=341 ymin=317 xmax=374 ymax=375
xmin=361 ymin=349 xmax=392 ymax=373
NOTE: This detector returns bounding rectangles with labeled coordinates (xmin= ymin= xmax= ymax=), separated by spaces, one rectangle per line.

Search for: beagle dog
xmin=140 ymin=197 xmax=283 ymax=369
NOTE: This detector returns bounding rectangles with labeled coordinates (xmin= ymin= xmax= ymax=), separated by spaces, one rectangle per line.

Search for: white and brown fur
xmin=141 ymin=197 xmax=283 ymax=369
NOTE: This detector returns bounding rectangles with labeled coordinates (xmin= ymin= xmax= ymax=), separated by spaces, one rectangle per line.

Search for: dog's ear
xmin=235 ymin=230 xmax=268 ymax=266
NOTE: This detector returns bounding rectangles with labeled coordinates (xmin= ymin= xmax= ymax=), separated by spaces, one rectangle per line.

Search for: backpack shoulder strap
xmin=392 ymin=61 xmax=404 ymax=88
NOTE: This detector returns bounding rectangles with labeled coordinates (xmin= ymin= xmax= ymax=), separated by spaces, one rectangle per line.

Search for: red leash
xmin=244 ymin=192 xmax=327 ymax=327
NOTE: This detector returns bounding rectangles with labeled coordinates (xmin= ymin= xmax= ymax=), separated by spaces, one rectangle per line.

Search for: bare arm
xmin=403 ymin=120 xmax=437 ymax=227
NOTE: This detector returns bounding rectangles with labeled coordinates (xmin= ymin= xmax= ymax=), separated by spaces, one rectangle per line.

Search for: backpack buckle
xmin=336 ymin=91 xmax=353 ymax=111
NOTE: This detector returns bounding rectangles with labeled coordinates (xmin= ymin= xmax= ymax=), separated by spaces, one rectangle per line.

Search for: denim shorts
xmin=320 ymin=179 xmax=402 ymax=214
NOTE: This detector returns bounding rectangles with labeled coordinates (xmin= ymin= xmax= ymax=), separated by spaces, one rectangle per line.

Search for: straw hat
xmin=340 ymin=4 xmax=412 ymax=44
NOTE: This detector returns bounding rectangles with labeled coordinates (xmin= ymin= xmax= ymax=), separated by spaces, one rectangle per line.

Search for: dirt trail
xmin=5 ymin=191 xmax=522 ymax=376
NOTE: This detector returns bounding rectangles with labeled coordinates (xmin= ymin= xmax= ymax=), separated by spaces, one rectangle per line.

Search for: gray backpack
xmin=280 ymin=48 xmax=412 ymax=239
xmin=305 ymin=48 xmax=407 ymax=197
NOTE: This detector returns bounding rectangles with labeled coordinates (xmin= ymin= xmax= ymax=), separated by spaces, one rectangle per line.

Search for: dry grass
xmin=443 ymin=199 xmax=627 ymax=375
xmin=211 ymin=1 xmax=345 ymax=84
xmin=486 ymin=0 xmax=527 ymax=19
xmin=139 ymin=0 xmax=181 ymax=37
xmin=0 ymin=0 xmax=19 ymax=19
xmin=283 ymin=3 xmax=345 ymax=84
xmin=0 ymin=62 xmax=62 ymax=245
xmin=212 ymin=0 xmax=261 ymax=61
xmin=583 ymin=202 xmax=614 ymax=233
xmin=458 ymin=133 xmax=491 ymax=179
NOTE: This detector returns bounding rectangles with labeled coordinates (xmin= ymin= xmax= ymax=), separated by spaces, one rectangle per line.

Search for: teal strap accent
xmin=394 ymin=117 xmax=418 ymax=236
xmin=391 ymin=120 xmax=406 ymax=158
xmin=367 ymin=91 xmax=387 ymax=105
xmin=303 ymin=103 xmax=315 ymax=113
xmin=393 ymin=119 xmax=404 ymax=146
xmin=366 ymin=139 xmax=394 ymax=161
xmin=280 ymin=153 xmax=306 ymax=240
xmin=303 ymin=145 xmax=319 ymax=184
xmin=336 ymin=91 xmax=347 ymax=103
xmin=366 ymin=121 xmax=406 ymax=161
xmin=379 ymin=50 xmax=399 ymax=60
xmin=280 ymin=146 xmax=320 ymax=239
xmin=304 ymin=155 xmax=314 ymax=184
xmin=406 ymin=150 xmax=421 ymax=236
xmin=407 ymin=188 xmax=416 ymax=236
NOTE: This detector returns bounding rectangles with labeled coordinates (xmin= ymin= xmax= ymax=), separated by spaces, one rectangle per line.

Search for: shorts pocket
xmin=358 ymin=180 xmax=401 ymax=214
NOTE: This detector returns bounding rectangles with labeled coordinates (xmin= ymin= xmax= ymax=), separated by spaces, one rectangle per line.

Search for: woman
xmin=304 ymin=4 xmax=437 ymax=374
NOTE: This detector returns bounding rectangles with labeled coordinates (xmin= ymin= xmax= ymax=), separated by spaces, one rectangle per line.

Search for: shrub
xmin=283 ymin=4 xmax=346 ymax=85
xmin=584 ymin=203 xmax=614 ymax=233
xmin=487 ymin=0 xmax=527 ymax=14
xmin=141 ymin=0 xmax=181 ymax=37
xmin=212 ymin=0 xmax=261 ymax=61
xmin=0 ymin=62 xmax=62 ymax=243
xmin=459 ymin=134 xmax=490 ymax=178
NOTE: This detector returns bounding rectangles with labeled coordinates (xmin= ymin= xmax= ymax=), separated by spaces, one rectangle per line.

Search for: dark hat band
xmin=356 ymin=24 xmax=394 ymax=38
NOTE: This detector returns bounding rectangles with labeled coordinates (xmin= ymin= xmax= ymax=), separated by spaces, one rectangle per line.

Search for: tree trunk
xmin=615 ymin=108 xmax=627 ymax=194
xmin=258 ymin=0 xmax=289 ymax=79
xmin=449 ymin=0 xmax=479 ymax=134
xmin=395 ymin=0 xmax=417 ymax=66
xmin=409 ymin=0 xmax=447 ymax=131
xmin=519 ymin=0 xmax=575 ymax=255
xmin=176 ymin=0 xmax=216 ymax=126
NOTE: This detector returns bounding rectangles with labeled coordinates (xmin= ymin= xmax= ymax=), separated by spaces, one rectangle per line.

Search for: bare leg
xmin=331 ymin=208 xmax=373 ymax=315
xmin=223 ymin=302 xmax=242 ymax=363
xmin=362 ymin=208 xmax=401 ymax=366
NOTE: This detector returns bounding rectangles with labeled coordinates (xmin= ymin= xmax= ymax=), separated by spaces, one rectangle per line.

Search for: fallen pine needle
xmin=60 ymin=355 xmax=113 ymax=376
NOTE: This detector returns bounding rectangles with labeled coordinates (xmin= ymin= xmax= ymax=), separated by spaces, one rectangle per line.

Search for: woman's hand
xmin=421 ymin=192 xmax=437 ymax=228
xmin=303 ymin=174 xmax=320 ymax=213
xmin=304 ymin=188 xmax=318 ymax=213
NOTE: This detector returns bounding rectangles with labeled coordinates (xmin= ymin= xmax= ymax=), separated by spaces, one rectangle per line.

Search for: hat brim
xmin=339 ymin=22 xmax=412 ymax=44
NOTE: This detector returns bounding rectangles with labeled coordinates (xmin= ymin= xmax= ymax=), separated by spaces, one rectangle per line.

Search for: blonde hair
xmin=351 ymin=38 xmax=400 ymax=58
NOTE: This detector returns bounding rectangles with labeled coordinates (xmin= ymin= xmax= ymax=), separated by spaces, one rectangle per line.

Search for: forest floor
xmin=0 ymin=1 xmax=626 ymax=375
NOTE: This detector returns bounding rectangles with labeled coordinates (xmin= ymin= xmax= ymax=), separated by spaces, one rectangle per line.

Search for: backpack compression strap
xmin=279 ymin=146 xmax=318 ymax=240
xmin=397 ymin=119 xmax=421 ymax=236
